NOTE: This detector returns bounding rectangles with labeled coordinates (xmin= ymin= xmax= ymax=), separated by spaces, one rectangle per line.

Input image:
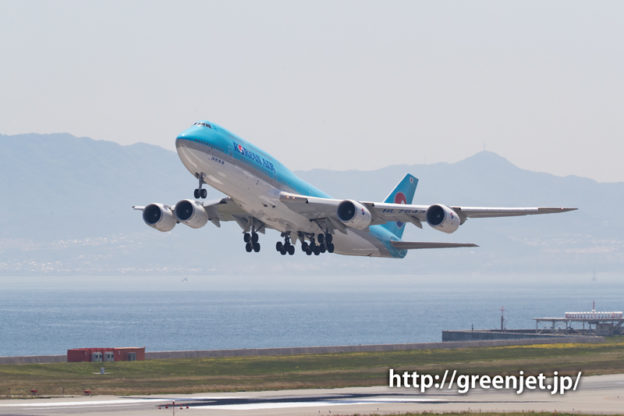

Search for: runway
xmin=0 ymin=373 xmax=623 ymax=415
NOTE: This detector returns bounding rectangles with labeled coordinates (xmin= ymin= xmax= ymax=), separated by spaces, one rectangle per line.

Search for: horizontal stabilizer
xmin=391 ymin=241 xmax=478 ymax=249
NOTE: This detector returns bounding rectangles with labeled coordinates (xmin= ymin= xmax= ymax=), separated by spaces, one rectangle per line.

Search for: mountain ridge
xmin=0 ymin=132 xmax=620 ymax=276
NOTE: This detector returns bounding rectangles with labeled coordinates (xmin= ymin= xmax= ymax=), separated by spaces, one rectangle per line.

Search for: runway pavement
xmin=0 ymin=373 xmax=623 ymax=415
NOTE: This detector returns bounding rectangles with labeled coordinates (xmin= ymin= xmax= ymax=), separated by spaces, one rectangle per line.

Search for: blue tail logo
xmin=381 ymin=174 xmax=418 ymax=239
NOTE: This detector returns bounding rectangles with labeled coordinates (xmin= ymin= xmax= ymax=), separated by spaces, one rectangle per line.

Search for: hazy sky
xmin=1 ymin=1 xmax=623 ymax=181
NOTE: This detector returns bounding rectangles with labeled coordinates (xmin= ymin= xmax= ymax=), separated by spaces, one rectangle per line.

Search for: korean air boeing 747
xmin=134 ymin=121 xmax=575 ymax=258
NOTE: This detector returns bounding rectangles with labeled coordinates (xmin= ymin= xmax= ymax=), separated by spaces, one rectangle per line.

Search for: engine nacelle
xmin=174 ymin=199 xmax=208 ymax=228
xmin=142 ymin=203 xmax=176 ymax=232
xmin=426 ymin=204 xmax=460 ymax=233
xmin=337 ymin=200 xmax=372 ymax=230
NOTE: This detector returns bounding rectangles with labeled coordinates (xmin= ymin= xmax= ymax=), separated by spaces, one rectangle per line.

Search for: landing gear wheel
xmin=317 ymin=233 xmax=324 ymax=244
xmin=251 ymin=232 xmax=259 ymax=243
xmin=244 ymin=233 xmax=251 ymax=243
xmin=195 ymin=173 xmax=206 ymax=199
xmin=287 ymin=245 xmax=295 ymax=255
xmin=245 ymin=242 xmax=252 ymax=252
xmin=325 ymin=233 xmax=333 ymax=244
xmin=319 ymin=244 xmax=326 ymax=253
xmin=301 ymin=242 xmax=309 ymax=251
xmin=327 ymin=243 xmax=335 ymax=253
xmin=305 ymin=248 xmax=312 ymax=255
xmin=276 ymin=241 xmax=283 ymax=251
xmin=253 ymin=242 xmax=260 ymax=252
xmin=313 ymin=246 xmax=320 ymax=256
xmin=279 ymin=247 xmax=286 ymax=255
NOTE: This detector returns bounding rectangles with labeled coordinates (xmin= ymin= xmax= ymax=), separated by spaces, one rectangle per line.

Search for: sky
xmin=1 ymin=0 xmax=623 ymax=182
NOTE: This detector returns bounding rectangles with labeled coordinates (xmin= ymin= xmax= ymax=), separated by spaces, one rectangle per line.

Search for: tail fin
xmin=381 ymin=174 xmax=418 ymax=239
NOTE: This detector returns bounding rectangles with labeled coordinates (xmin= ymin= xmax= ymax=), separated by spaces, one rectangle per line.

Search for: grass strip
xmin=0 ymin=338 xmax=623 ymax=396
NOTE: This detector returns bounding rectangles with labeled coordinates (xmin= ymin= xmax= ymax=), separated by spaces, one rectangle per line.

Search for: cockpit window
xmin=193 ymin=122 xmax=212 ymax=128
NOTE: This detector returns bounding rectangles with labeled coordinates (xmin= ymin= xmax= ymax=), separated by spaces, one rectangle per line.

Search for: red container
xmin=67 ymin=347 xmax=145 ymax=362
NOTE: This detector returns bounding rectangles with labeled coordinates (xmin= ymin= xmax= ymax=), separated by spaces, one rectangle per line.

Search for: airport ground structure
xmin=443 ymin=327 xmax=622 ymax=341
xmin=67 ymin=347 xmax=145 ymax=362
xmin=441 ymin=329 xmax=603 ymax=341
xmin=535 ymin=310 xmax=624 ymax=335
xmin=444 ymin=305 xmax=624 ymax=341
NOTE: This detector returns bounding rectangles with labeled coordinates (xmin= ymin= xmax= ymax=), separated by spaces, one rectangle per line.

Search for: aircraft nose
xmin=176 ymin=128 xmax=204 ymax=148
xmin=176 ymin=121 xmax=225 ymax=156
xmin=176 ymin=122 xmax=216 ymax=145
xmin=176 ymin=128 xmax=200 ymax=142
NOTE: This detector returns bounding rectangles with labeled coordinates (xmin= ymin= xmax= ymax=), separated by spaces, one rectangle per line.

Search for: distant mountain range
xmin=1 ymin=132 xmax=622 ymax=276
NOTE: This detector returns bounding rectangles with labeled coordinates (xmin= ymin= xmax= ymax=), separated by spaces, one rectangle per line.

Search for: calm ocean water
xmin=0 ymin=277 xmax=622 ymax=356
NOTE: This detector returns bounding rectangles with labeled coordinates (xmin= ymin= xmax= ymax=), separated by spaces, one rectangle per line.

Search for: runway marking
xmin=203 ymin=402 xmax=354 ymax=410
xmin=0 ymin=398 xmax=167 ymax=407
xmin=198 ymin=397 xmax=440 ymax=410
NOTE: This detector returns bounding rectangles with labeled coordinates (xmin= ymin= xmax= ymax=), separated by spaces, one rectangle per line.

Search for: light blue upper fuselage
xmin=176 ymin=121 xmax=407 ymax=258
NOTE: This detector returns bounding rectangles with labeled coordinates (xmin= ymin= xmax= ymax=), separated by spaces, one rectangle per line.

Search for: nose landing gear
xmin=194 ymin=173 xmax=207 ymax=199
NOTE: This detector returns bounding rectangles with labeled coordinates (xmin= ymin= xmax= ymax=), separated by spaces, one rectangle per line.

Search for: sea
xmin=0 ymin=274 xmax=622 ymax=357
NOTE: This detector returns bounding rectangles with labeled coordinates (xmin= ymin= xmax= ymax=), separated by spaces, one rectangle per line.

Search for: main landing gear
xmin=301 ymin=233 xmax=334 ymax=256
xmin=193 ymin=173 xmax=207 ymax=199
xmin=276 ymin=233 xmax=295 ymax=255
xmin=244 ymin=230 xmax=260 ymax=253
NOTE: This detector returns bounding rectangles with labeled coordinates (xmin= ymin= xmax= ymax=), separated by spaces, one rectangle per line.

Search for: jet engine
xmin=142 ymin=203 xmax=176 ymax=232
xmin=174 ymin=199 xmax=208 ymax=228
xmin=426 ymin=204 xmax=460 ymax=233
xmin=337 ymin=200 xmax=372 ymax=230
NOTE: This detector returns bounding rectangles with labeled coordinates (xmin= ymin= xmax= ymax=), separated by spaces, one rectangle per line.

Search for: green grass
xmin=1 ymin=339 xmax=624 ymax=397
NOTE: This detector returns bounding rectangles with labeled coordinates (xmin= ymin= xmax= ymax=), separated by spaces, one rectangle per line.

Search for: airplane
xmin=133 ymin=120 xmax=576 ymax=258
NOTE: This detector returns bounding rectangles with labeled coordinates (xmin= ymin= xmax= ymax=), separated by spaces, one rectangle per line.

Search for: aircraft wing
xmin=448 ymin=206 xmax=576 ymax=222
xmin=279 ymin=191 xmax=576 ymax=229
xmin=133 ymin=197 xmax=248 ymax=227
xmin=391 ymin=241 xmax=478 ymax=249
xmin=280 ymin=192 xmax=424 ymax=227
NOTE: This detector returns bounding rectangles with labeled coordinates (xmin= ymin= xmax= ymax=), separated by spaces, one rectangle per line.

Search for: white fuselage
xmin=176 ymin=140 xmax=386 ymax=257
